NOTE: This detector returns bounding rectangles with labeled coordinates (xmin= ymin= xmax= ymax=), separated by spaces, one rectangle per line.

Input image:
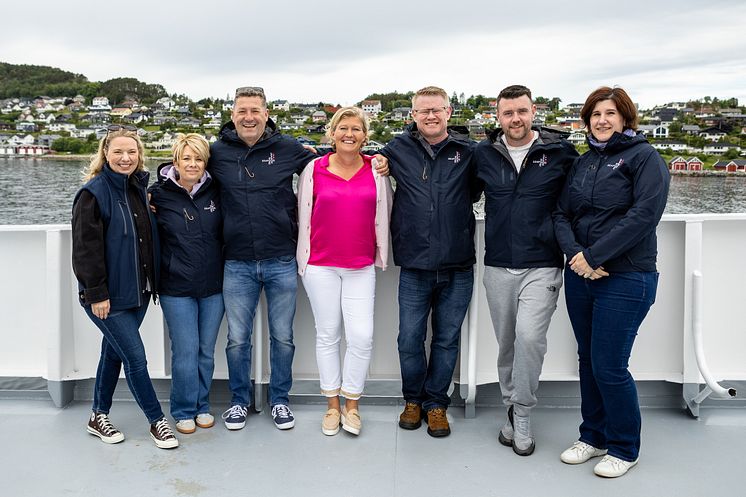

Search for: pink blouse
xmin=307 ymin=153 xmax=377 ymax=268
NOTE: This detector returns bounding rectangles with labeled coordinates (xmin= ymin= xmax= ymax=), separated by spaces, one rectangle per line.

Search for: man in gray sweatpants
xmin=474 ymin=85 xmax=578 ymax=456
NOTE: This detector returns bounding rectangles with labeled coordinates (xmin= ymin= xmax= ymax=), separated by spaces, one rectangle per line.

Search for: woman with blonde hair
xmin=297 ymin=107 xmax=393 ymax=436
xmin=72 ymin=125 xmax=178 ymax=449
xmin=148 ymin=133 xmax=224 ymax=434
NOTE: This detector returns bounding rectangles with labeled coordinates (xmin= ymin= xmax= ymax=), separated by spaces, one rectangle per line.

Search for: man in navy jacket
xmin=208 ymin=87 xmax=316 ymax=432
xmin=381 ymin=86 xmax=480 ymax=438
xmin=475 ymin=85 xmax=578 ymax=455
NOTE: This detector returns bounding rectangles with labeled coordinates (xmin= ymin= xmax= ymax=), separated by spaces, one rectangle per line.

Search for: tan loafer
xmin=341 ymin=406 xmax=361 ymax=436
xmin=322 ymin=408 xmax=340 ymax=436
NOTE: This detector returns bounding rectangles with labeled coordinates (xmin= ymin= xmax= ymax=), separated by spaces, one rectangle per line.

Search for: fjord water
xmin=1 ymin=157 xmax=745 ymax=225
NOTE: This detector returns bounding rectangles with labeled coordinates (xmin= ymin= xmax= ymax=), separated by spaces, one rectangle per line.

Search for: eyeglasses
xmin=412 ymin=106 xmax=448 ymax=117
xmin=107 ymin=124 xmax=137 ymax=134
xmin=235 ymin=86 xmax=266 ymax=99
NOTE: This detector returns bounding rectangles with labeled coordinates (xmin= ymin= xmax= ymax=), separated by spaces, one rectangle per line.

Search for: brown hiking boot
xmin=398 ymin=402 xmax=423 ymax=430
xmin=426 ymin=407 xmax=451 ymax=438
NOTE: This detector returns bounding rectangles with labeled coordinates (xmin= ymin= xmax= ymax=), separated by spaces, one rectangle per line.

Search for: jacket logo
xmin=606 ymin=158 xmax=624 ymax=169
xmin=262 ymin=152 xmax=276 ymax=165
xmin=532 ymin=154 xmax=548 ymax=167
xmin=204 ymin=200 xmax=217 ymax=213
xmin=448 ymin=151 xmax=461 ymax=164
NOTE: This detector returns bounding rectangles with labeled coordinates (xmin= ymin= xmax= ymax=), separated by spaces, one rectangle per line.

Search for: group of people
xmin=71 ymin=83 xmax=669 ymax=479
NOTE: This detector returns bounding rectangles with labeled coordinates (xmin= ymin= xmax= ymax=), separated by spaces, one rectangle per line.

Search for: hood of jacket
xmin=488 ymin=126 xmax=568 ymax=152
xmin=405 ymin=122 xmax=472 ymax=146
xmin=587 ymin=129 xmax=648 ymax=154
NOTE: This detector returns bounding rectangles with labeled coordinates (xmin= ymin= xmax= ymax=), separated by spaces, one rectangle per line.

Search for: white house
xmin=568 ymin=130 xmax=587 ymax=146
xmin=651 ymin=140 xmax=688 ymax=152
xmin=699 ymin=128 xmax=727 ymax=141
xmin=311 ymin=110 xmax=327 ymax=123
xmin=272 ymin=100 xmax=290 ymax=112
xmin=47 ymin=123 xmax=77 ymax=133
xmin=361 ymin=100 xmax=382 ymax=117
xmin=703 ymin=142 xmax=741 ymax=155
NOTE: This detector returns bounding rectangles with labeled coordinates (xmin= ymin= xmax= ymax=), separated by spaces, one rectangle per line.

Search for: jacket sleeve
xmin=583 ymin=149 xmax=670 ymax=269
xmin=292 ymin=140 xmax=321 ymax=175
xmin=71 ymin=190 xmax=109 ymax=304
xmin=468 ymin=147 xmax=484 ymax=203
xmin=552 ymin=158 xmax=585 ymax=259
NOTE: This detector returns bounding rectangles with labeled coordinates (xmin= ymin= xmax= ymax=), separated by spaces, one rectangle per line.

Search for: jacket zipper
xmin=122 ymin=183 xmax=142 ymax=307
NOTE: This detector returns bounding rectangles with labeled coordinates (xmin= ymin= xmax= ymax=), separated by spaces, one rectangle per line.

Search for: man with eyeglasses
xmin=207 ymin=86 xmax=317 ymax=432
xmin=379 ymin=86 xmax=481 ymax=438
xmin=475 ymin=84 xmax=577 ymax=456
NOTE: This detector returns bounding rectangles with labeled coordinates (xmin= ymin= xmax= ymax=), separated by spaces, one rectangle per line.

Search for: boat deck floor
xmin=3 ymin=399 xmax=745 ymax=497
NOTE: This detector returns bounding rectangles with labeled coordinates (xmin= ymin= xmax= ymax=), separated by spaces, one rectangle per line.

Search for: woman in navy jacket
xmin=553 ymin=87 xmax=670 ymax=478
xmin=72 ymin=126 xmax=178 ymax=449
xmin=148 ymin=133 xmax=224 ymax=435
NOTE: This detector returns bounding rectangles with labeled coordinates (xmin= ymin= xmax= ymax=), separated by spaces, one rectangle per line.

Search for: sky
xmin=3 ymin=0 xmax=746 ymax=109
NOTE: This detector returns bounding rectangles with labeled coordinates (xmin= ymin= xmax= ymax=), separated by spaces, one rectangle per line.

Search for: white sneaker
xmin=195 ymin=413 xmax=214 ymax=429
xmin=560 ymin=441 xmax=608 ymax=464
xmin=593 ymin=455 xmax=638 ymax=478
xmin=175 ymin=419 xmax=196 ymax=434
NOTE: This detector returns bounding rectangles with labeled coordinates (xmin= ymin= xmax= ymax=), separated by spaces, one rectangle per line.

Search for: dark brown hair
xmin=497 ymin=85 xmax=532 ymax=105
xmin=580 ymin=86 xmax=638 ymax=130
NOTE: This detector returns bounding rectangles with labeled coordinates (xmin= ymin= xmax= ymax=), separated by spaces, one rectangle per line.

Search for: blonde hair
xmin=412 ymin=86 xmax=449 ymax=108
xmin=325 ymin=106 xmax=369 ymax=151
xmin=82 ymin=130 xmax=146 ymax=182
xmin=172 ymin=133 xmax=210 ymax=163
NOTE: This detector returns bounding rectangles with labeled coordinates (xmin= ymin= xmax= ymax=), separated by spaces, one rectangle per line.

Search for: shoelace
xmin=404 ymin=403 xmax=419 ymax=414
xmin=153 ymin=418 xmax=174 ymax=439
xmin=222 ymin=405 xmax=247 ymax=420
xmin=272 ymin=404 xmax=291 ymax=418
xmin=568 ymin=441 xmax=593 ymax=457
xmin=598 ymin=455 xmax=627 ymax=470
xmin=429 ymin=408 xmax=447 ymax=421
xmin=95 ymin=414 xmax=118 ymax=436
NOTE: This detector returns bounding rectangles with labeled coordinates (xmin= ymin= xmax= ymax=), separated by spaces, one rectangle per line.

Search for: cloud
xmin=2 ymin=0 xmax=745 ymax=108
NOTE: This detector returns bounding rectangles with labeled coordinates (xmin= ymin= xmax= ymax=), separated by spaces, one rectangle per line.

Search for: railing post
xmin=683 ymin=220 xmax=703 ymax=416
xmin=46 ymin=229 xmax=74 ymax=407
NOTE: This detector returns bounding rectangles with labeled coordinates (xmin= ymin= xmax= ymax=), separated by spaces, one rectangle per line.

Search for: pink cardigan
xmin=296 ymin=155 xmax=393 ymax=276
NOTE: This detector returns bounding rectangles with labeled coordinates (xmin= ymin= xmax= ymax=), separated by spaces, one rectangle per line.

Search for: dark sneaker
xmin=426 ymin=407 xmax=451 ymax=438
xmin=222 ymin=404 xmax=248 ymax=430
xmin=271 ymin=404 xmax=295 ymax=430
xmin=150 ymin=418 xmax=179 ymax=449
xmin=398 ymin=402 xmax=424 ymax=430
xmin=498 ymin=405 xmax=514 ymax=447
xmin=87 ymin=412 xmax=124 ymax=444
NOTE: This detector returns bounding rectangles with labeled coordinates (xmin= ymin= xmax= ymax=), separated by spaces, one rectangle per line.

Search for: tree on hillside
xmin=99 ymin=78 xmax=167 ymax=105
xmin=0 ymin=62 xmax=91 ymax=98
xmin=360 ymin=92 xmax=414 ymax=112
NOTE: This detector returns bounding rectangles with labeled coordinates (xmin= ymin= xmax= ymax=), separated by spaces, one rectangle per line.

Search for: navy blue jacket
xmin=208 ymin=118 xmax=316 ymax=261
xmin=476 ymin=127 xmax=577 ymax=268
xmin=148 ymin=163 xmax=223 ymax=297
xmin=73 ymin=166 xmax=160 ymax=311
xmin=553 ymin=132 xmax=670 ymax=272
xmin=381 ymin=124 xmax=479 ymax=270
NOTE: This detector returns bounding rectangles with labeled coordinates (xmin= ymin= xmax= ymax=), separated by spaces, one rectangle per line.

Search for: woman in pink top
xmin=297 ymin=107 xmax=393 ymax=436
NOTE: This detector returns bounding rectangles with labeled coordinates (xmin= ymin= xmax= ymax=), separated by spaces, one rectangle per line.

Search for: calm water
xmin=1 ymin=157 xmax=745 ymax=225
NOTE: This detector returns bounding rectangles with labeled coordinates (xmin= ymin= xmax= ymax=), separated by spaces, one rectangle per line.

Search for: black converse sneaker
xmin=150 ymin=417 xmax=179 ymax=449
xmin=87 ymin=412 xmax=125 ymax=444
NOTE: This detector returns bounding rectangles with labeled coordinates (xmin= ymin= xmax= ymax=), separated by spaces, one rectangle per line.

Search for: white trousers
xmin=301 ymin=264 xmax=376 ymax=399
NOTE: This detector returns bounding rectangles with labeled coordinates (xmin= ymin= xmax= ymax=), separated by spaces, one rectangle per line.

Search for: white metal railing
xmin=1 ymin=215 xmax=744 ymax=415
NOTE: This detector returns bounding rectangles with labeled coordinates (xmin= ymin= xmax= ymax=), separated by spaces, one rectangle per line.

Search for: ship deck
xmin=4 ymin=398 xmax=745 ymax=497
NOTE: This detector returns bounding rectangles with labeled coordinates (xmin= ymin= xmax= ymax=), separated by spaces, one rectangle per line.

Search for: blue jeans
xmin=397 ymin=267 xmax=473 ymax=411
xmin=223 ymin=257 xmax=297 ymax=407
xmin=564 ymin=269 xmax=658 ymax=462
xmin=86 ymin=301 xmax=165 ymax=424
xmin=160 ymin=293 xmax=225 ymax=421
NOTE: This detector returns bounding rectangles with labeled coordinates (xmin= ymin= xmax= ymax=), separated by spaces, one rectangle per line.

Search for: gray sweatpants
xmin=483 ymin=266 xmax=562 ymax=417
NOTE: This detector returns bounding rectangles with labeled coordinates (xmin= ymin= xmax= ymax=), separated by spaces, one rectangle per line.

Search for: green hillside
xmin=0 ymin=62 xmax=168 ymax=104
